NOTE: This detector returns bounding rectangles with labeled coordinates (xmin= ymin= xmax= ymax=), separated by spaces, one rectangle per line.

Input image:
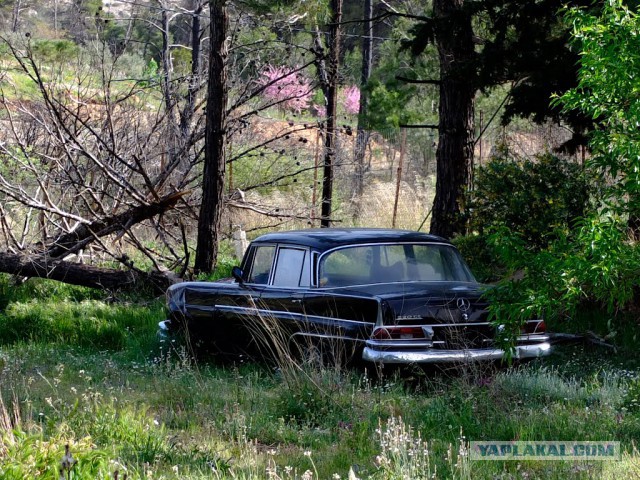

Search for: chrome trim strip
xmin=290 ymin=332 xmax=365 ymax=344
xmin=516 ymin=334 xmax=550 ymax=342
xmin=393 ymin=322 xmax=491 ymax=327
xmin=362 ymin=342 xmax=552 ymax=364
xmin=318 ymin=280 xmax=479 ymax=290
xmin=366 ymin=339 xmax=434 ymax=348
xmin=213 ymin=304 xmax=376 ymax=326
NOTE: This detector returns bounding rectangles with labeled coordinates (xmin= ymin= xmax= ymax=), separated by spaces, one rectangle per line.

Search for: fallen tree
xmin=0 ymin=191 xmax=190 ymax=294
xmin=0 ymin=34 xmax=202 ymax=293
xmin=0 ymin=252 xmax=177 ymax=293
xmin=45 ymin=191 xmax=189 ymax=259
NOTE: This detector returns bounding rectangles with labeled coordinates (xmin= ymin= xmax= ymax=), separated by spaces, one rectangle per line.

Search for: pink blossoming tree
xmin=342 ymin=85 xmax=360 ymax=115
xmin=258 ymin=65 xmax=312 ymax=113
xmin=313 ymin=103 xmax=327 ymax=118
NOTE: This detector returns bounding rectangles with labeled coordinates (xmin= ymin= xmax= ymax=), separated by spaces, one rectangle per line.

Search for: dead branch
xmin=46 ymin=191 xmax=190 ymax=258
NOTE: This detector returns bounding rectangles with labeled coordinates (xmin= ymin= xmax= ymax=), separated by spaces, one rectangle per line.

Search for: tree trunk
xmin=160 ymin=2 xmax=173 ymax=116
xmin=47 ymin=191 xmax=188 ymax=258
xmin=320 ymin=0 xmax=343 ymax=228
xmin=0 ymin=252 xmax=176 ymax=293
xmin=429 ymin=0 xmax=475 ymax=239
xmin=11 ymin=0 xmax=22 ymax=32
xmin=352 ymin=0 xmax=373 ymax=220
xmin=194 ymin=0 xmax=228 ymax=273
xmin=180 ymin=0 xmax=204 ymax=137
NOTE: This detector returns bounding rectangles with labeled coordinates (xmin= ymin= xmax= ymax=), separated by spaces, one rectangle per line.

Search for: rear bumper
xmin=362 ymin=342 xmax=551 ymax=364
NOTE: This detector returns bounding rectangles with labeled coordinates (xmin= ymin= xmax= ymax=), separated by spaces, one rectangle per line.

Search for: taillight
xmin=522 ymin=320 xmax=546 ymax=335
xmin=373 ymin=326 xmax=426 ymax=340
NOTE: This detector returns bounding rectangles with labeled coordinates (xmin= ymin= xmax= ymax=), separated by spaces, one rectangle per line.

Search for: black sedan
xmin=159 ymin=228 xmax=550 ymax=364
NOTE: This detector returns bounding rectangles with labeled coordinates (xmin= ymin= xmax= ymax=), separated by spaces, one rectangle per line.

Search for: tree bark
xmin=159 ymin=1 xmax=174 ymax=116
xmin=0 ymin=252 xmax=176 ymax=293
xmin=429 ymin=0 xmax=475 ymax=239
xmin=194 ymin=0 xmax=228 ymax=273
xmin=352 ymin=0 xmax=373 ymax=220
xmin=11 ymin=0 xmax=22 ymax=32
xmin=180 ymin=0 xmax=204 ymax=137
xmin=320 ymin=0 xmax=343 ymax=228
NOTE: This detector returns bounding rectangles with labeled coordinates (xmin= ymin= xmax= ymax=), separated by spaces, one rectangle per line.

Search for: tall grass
xmin=1 ymin=274 xmax=640 ymax=478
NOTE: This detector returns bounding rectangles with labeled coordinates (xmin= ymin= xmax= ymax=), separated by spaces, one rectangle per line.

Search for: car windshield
xmin=318 ymin=243 xmax=476 ymax=287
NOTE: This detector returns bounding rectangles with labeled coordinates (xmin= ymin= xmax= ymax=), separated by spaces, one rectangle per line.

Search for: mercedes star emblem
xmin=456 ymin=297 xmax=471 ymax=312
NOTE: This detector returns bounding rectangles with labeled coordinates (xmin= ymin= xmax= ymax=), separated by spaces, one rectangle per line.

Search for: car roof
xmin=251 ymin=228 xmax=450 ymax=251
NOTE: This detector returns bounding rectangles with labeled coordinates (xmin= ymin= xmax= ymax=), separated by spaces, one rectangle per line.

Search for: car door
xmin=257 ymin=246 xmax=310 ymax=336
xmin=210 ymin=244 xmax=274 ymax=355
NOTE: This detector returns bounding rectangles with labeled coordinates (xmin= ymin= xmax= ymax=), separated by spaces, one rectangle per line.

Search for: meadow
xmin=1 ymin=274 xmax=640 ymax=479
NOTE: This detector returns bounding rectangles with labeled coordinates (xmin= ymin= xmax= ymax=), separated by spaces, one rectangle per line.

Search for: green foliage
xmin=623 ymin=377 xmax=640 ymax=413
xmin=474 ymin=0 xmax=595 ymax=138
xmin=195 ymin=252 xmax=239 ymax=282
xmin=364 ymin=17 xmax=437 ymax=131
xmin=483 ymin=1 xmax=640 ymax=353
xmin=130 ymin=12 xmax=165 ymax=63
xmin=556 ymin=0 xmax=640 ymax=218
xmin=141 ymin=58 xmax=160 ymax=85
xmin=365 ymin=77 xmax=418 ymax=129
xmin=453 ymin=234 xmax=505 ymax=283
xmin=111 ymin=52 xmax=147 ymax=79
xmin=31 ymin=39 xmax=79 ymax=63
xmin=171 ymin=47 xmax=192 ymax=77
xmin=484 ymin=218 xmax=640 ymax=354
xmin=100 ymin=20 xmax=128 ymax=56
xmin=469 ymin=152 xmax=591 ymax=250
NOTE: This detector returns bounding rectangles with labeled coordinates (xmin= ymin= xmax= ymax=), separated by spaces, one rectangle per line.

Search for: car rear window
xmin=319 ymin=243 xmax=475 ymax=286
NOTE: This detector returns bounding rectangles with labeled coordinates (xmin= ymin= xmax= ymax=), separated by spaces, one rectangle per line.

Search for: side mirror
xmin=232 ymin=266 xmax=245 ymax=285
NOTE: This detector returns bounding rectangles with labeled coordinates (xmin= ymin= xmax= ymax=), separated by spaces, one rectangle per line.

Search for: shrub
xmin=32 ymin=39 xmax=79 ymax=63
xmin=453 ymin=234 xmax=505 ymax=283
xmin=468 ymin=152 xmax=592 ymax=250
xmin=484 ymin=218 xmax=640 ymax=355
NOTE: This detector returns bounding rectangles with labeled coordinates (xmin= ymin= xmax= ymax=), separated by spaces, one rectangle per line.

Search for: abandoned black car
xmin=160 ymin=228 xmax=550 ymax=364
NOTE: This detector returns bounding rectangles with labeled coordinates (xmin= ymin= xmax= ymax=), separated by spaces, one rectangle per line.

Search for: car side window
xmin=319 ymin=247 xmax=372 ymax=287
xmin=247 ymin=246 xmax=275 ymax=284
xmin=272 ymin=248 xmax=306 ymax=287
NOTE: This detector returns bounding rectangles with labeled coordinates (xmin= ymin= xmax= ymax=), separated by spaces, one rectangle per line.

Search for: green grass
xmin=1 ymin=274 xmax=640 ymax=479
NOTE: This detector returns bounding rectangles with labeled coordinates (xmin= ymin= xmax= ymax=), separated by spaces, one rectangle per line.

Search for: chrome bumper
xmin=362 ymin=342 xmax=551 ymax=364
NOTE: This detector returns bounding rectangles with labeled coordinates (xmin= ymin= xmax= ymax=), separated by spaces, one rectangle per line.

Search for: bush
xmin=32 ymin=39 xmax=79 ymax=63
xmin=453 ymin=234 xmax=505 ymax=283
xmin=468 ymin=152 xmax=592 ymax=250
xmin=484 ymin=218 xmax=640 ymax=355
